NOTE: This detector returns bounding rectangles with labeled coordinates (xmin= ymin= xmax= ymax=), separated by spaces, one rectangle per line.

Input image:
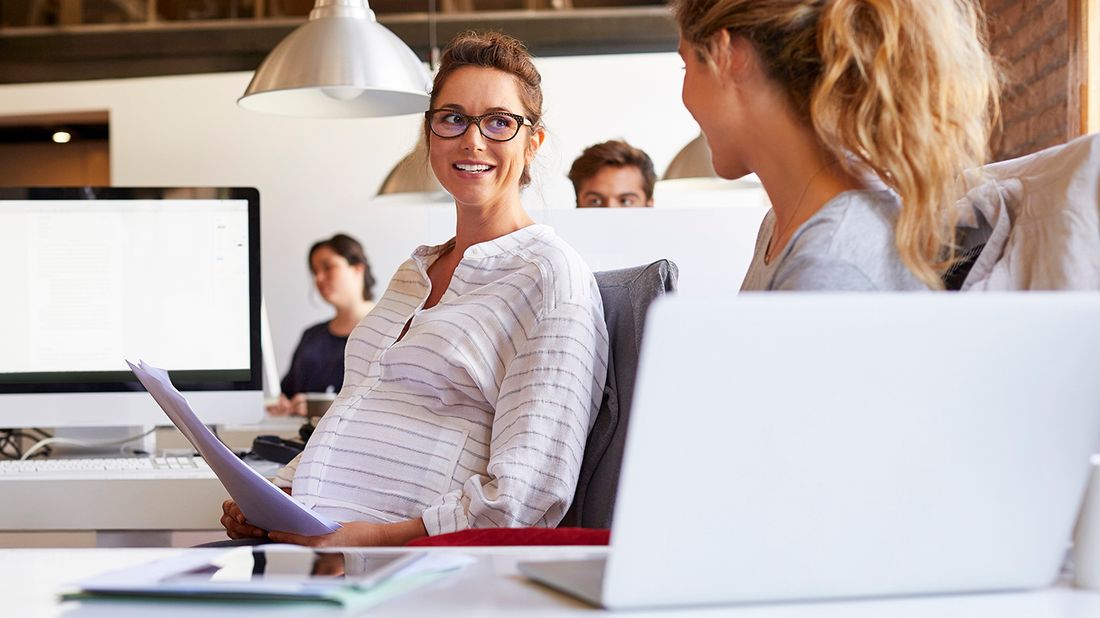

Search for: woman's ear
xmin=711 ymin=29 xmax=757 ymax=84
xmin=526 ymin=126 xmax=546 ymax=164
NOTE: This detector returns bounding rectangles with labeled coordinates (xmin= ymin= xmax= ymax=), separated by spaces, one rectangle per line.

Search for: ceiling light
xmin=238 ymin=0 xmax=431 ymax=118
xmin=376 ymin=139 xmax=445 ymax=197
xmin=52 ymin=131 xmax=71 ymax=144
xmin=663 ymin=133 xmax=716 ymax=180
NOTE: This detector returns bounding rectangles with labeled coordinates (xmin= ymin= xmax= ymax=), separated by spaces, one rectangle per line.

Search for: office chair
xmin=560 ymin=259 xmax=679 ymax=528
xmin=409 ymin=259 xmax=679 ymax=546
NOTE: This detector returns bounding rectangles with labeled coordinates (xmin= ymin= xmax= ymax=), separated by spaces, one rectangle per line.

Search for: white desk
xmin=6 ymin=546 xmax=1100 ymax=617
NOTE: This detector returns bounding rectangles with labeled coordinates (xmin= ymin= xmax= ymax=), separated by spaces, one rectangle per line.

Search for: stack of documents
xmin=127 ymin=360 xmax=338 ymax=536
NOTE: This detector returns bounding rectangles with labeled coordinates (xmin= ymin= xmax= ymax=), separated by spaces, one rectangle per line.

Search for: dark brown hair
xmin=426 ymin=31 xmax=544 ymax=186
xmin=309 ymin=233 xmax=375 ymax=302
xmin=567 ymin=140 xmax=657 ymax=202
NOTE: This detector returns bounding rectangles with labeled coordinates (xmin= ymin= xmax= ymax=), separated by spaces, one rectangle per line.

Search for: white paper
xmin=127 ymin=359 xmax=340 ymax=536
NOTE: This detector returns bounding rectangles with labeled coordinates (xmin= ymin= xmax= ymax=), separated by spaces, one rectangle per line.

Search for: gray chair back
xmin=560 ymin=259 xmax=678 ymax=529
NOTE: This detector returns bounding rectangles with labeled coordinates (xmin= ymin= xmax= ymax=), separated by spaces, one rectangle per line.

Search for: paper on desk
xmin=64 ymin=547 xmax=474 ymax=608
xmin=126 ymin=360 xmax=340 ymax=537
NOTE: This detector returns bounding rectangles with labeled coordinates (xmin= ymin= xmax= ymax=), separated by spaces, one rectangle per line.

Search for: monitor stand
xmin=51 ymin=425 xmax=157 ymax=457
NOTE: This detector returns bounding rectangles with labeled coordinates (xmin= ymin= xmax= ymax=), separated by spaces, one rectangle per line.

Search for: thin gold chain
xmin=764 ymin=160 xmax=838 ymax=265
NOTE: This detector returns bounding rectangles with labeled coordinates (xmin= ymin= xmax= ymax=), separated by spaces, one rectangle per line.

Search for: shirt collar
xmin=412 ymin=223 xmax=551 ymax=264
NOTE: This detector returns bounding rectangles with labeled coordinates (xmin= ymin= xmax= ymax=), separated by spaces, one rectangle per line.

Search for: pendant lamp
xmin=377 ymin=139 xmax=445 ymax=196
xmin=238 ymin=0 xmax=431 ymax=118
xmin=662 ymin=133 xmax=717 ymax=180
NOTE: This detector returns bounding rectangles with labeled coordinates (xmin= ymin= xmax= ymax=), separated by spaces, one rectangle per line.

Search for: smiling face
xmin=576 ymin=165 xmax=653 ymax=208
xmin=427 ymin=66 xmax=544 ymax=211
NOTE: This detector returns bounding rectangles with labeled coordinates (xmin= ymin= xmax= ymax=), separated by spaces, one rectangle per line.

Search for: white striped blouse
xmin=274 ymin=224 xmax=609 ymax=535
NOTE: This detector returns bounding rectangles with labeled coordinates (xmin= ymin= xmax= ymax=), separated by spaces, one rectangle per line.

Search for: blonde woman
xmin=674 ymin=0 xmax=999 ymax=290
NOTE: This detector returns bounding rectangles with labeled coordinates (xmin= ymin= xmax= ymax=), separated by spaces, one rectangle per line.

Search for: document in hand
xmin=65 ymin=546 xmax=473 ymax=608
xmin=126 ymin=360 xmax=340 ymax=537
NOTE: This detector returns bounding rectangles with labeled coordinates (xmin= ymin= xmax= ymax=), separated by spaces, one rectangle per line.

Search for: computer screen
xmin=0 ymin=187 xmax=262 ymax=428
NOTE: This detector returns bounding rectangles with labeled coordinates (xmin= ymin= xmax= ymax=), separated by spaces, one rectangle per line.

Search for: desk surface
xmin=6 ymin=546 xmax=1100 ymax=617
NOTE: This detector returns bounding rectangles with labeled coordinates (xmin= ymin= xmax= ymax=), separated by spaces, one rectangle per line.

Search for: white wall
xmin=0 ymin=53 xmax=766 ymax=375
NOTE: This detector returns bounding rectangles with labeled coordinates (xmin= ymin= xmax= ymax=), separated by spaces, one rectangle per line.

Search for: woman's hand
xmin=267 ymin=518 xmax=428 ymax=547
xmin=220 ymin=499 xmax=269 ymax=539
xmin=265 ymin=394 xmax=292 ymax=416
xmin=266 ymin=394 xmax=307 ymax=416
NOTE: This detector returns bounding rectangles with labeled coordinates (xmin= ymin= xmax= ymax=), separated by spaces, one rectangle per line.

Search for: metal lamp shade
xmin=378 ymin=139 xmax=444 ymax=195
xmin=663 ymin=133 xmax=718 ymax=180
xmin=238 ymin=6 xmax=430 ymax=118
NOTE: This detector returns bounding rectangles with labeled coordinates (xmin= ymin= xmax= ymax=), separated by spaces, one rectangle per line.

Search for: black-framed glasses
xmin=425 ymin=109 xmax=534 ymax=142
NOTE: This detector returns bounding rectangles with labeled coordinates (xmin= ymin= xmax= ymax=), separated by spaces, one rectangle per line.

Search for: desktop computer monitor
xmin=0 ymin=187 xmax=263 ymax=429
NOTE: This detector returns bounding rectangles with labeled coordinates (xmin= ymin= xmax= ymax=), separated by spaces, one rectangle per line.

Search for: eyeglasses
xmin=425 ymin=109 xmax=534 ymax=142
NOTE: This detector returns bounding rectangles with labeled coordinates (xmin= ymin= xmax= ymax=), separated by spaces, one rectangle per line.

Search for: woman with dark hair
xmin=267 ymin=233 xmax=376 ymax=416
xmin=222 ymin=32 xmax=608 ymax=547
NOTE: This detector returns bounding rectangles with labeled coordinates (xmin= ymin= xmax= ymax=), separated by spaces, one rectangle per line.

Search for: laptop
xmin=519 ymin=294 xmax=1100 ymax=609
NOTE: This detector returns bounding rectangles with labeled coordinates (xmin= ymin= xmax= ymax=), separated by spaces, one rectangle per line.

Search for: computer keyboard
xmin=0 ymin=455 xmax=226 ymax=530
xmin=0 ymin=455 xmax=212 ymax=479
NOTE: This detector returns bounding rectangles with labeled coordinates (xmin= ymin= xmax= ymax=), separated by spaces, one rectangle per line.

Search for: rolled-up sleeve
xmin=272 ymin=453 xmax=300 ymax=489
xmin=420 ymin=301 xmax=608 ymax=535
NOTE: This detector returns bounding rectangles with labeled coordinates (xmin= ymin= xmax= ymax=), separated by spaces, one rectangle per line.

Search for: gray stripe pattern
xmin=277 ymin=224 xmax=609 ymax=536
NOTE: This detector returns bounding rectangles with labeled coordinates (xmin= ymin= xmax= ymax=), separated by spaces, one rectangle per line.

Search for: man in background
xmin=568 ymin=140 xmax=656 ymax=208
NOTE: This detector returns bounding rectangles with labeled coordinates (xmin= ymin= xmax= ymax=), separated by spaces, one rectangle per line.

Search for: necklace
xmin=764 ymin=160 xmax=837 ymax=265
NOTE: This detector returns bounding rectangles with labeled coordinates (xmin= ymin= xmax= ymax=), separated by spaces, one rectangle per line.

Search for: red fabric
xmin=407 ymin=527 xmax=610 ymax=547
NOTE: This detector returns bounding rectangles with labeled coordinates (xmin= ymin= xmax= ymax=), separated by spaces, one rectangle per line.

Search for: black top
xmin=280 ymin=321 xmax=348 ymax=397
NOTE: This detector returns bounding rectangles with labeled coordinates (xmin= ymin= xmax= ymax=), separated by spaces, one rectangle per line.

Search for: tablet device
xmin=70 ymin=546 xmax=427 ymax=603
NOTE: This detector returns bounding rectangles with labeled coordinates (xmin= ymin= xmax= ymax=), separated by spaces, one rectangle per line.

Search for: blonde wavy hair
xmin=674 ymin=0 xmax=1001 ymax=288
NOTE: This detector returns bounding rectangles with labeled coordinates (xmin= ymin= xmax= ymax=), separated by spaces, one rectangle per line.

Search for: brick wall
xmin=982 ymin=0 xmax=1074 ymax=161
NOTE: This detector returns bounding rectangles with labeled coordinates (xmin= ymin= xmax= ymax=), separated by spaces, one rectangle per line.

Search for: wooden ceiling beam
xmin=0 ymin=7 xmax=677 ymax=84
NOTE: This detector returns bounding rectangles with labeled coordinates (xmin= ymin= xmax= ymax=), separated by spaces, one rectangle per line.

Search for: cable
xmin=0 ymin=430 xmax=20 ymax=459
xmin=0 ymin=428 xmax=56 ymax=460
xmin=19 ymin=427 xmax=157 ymax=461
xmin=428 ymin=0 xmax=439 ymax=70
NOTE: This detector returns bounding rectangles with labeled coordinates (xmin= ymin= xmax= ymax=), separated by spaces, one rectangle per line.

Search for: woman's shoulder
xmin=297 ymin=320 xmax=341 ymax=345
xmin=373 ymin=257 xmax=428 ymax=301
xmin=514 ymin=226 xmax=601 ymax=312
xmin=520 ymin=225 xmax=587 ymax=264
xmin=301 ymin=320 xmax=333 ymax=336
xmin=781 ymin=190 xmax=925 ymax=290
xmin=794 ymin=190 xmax=901 ymax=256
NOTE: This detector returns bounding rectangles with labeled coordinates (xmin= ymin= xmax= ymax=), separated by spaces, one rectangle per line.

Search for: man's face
xmin=576 ymin=165 xmax=653 ymax=208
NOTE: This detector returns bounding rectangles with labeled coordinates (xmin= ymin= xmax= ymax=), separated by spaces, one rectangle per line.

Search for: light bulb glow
xmin=52 ymin=131 xmax=71 ymax=144
xmin=321 ymin=87 xmax=366 ymax=101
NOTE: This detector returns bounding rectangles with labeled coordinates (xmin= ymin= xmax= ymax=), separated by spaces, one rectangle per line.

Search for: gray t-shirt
xmin=740 ymin=190 xmax=927 ymax=291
